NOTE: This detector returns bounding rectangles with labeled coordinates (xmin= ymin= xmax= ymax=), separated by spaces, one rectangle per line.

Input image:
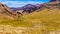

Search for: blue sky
xmin=0 ymin=0 xmax=50 ymax=7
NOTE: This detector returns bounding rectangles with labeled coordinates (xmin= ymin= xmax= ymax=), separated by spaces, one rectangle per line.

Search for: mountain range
xmin=0 ymin=0 xmax=60 ymax=20
xmin=11 ymin=0 xmax=60 ymax=14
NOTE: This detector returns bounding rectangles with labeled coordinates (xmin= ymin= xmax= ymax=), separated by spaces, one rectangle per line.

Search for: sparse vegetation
xmin=0 ymin=8 xmax=60 ymax=34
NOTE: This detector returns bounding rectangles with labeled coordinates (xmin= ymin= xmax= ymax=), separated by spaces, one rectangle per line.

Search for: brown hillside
xmin=0 ymin=3 xmax=22 ymax=20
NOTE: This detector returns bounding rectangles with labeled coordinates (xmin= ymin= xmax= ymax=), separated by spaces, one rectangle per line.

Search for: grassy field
xmin=0 ymin=8 xmax=60 ymax=34
xmin=0 ymin=8 xmax=60 ymax=27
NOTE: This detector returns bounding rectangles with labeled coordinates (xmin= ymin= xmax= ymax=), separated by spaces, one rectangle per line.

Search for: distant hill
xmin=50 ymin=0 xmax=56 ymax=2
xmin=50 ymin=0 xmax=60 ymax=2
xmin=10 ymin=7 xmax=21 ymax=11
xmin=16 ymin=0 xmax=60 ymax=14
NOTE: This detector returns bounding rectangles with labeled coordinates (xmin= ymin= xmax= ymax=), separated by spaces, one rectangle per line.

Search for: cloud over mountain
xmin=0 ymin=0 xmax=50 ymax=7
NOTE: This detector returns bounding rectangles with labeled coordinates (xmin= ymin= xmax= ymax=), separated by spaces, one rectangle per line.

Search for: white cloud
xmin=1 ymin=1 xmax=44 ymax=7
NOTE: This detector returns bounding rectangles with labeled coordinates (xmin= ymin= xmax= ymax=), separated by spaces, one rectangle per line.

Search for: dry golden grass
xmin=0 ymin=8 xmax=60 ymax=34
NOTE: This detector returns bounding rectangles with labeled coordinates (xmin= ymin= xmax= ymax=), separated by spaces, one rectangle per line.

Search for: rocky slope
xmin=0 ymin=3 xmax=22 ymax=21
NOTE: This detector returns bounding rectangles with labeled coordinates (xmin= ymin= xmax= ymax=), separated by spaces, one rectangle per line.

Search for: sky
xmin=0 ymin=0 xmax=50 ymax=8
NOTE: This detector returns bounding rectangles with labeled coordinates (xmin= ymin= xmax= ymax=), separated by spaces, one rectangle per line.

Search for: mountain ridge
xmin=15 ymin=0 xmax=60 ymax=14
xmin=0 ymin=0 xmax=60 ymax=20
